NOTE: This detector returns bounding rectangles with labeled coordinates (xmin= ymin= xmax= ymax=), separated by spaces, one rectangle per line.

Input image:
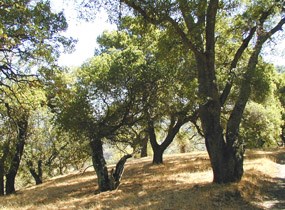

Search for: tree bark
xmin=109 ymin=154 xmax=132 ymax=190
xmin=27 ymin=160 xmax=43 ymax=185
xmin=5 ymin=116 xmax=28 ymax=195
xmin=90 ymin=137 xmax=111 ymax=192
xmin=90 ymin=136 xmax=133 ymax=191
xmin=152 ymin=148 xmax=164 ymax=164
xmin=0 ymin=166 xmax=4 ymax=196
xmin=199 ymin=99 xmax=228 ymax=183
xmin=0 ymin=144 xmax=9 ymax=196
xmin=199 ymin=102 xmax=245 ymax=183
xmin=148 ymin=116 xmax=185 ymax=164
xmin=281 ymin=124 xmax=285 ymax=145
xmin=140 ymin=136 xmax=148 ymax=158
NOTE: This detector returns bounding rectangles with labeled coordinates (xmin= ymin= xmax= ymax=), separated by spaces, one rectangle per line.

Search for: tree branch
xmin=220 ymin=26 xmax=257 ymax=106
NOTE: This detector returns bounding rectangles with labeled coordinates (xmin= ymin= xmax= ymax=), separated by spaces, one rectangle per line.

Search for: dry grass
xmin=0 ymin=149 xmax=284 ymax=210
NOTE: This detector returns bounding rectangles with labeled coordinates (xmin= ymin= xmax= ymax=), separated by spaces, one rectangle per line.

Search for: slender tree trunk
xmin=5 ymin=117 xmax=28 ymax=195
xmin=140 ymin=136 xmax=148 ymax=158
xmin=0 ymin=165 xmax=4 ymax=196
xmin=109 ymin=154 xmax=132 ymax=190
xmin=27 ymin=160 xmax=43 ymax=185
xmin=90 ymin=137 xmax=111 ymax=192
xmin=281 ymin=124 xmax=285 ymax=145
xmin=148 ymin=117 xmax=185 ymax=164
xmin=0 ymin=142 xmax=10 ymax=195
xmin=180 ymin=144 xmax=186 ymax=153
xmin=59 ymin=160 xmax=64 ymax=175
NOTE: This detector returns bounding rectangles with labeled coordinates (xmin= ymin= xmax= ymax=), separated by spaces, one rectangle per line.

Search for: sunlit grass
xmin=0 ymin=148 xmax=284 ymax=209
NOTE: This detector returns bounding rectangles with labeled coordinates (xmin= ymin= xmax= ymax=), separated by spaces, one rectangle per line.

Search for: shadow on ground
xmin=1 ymin=149 xmax=285 ymax=209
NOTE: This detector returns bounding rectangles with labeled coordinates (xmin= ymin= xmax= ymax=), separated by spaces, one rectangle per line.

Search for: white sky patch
xmin=262 ymin=39 xmax=285 ymax=66
xmin=59 ymin=14 xmax=116 ymax=67
xmin=50 ymin=0 xmax=116 ymax=67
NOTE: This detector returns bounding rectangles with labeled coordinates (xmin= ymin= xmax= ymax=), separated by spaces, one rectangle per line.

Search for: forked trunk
xmin=28 ymin=160 xmax=43 ymax=185
xmin=204 ymin=129 xmax=244 ymax=183
xmin=200 ymin=100 xmax=244 ymax=183
xmin=90 ymin=137 xmax=132 ymax=192
xmin=206 ymin=129 xmax=244 ymax=184
xmin=90 ymin=137 xmax=111 ymax=192
xmin=109 ymin=154 xmax=132 ymax=190
xmin=148 ymin=117 xmax=185 ymax=165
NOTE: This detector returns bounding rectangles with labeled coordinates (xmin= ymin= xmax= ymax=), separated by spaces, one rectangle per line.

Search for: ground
xmin=0 ymin=149 xmax=284 ymax=209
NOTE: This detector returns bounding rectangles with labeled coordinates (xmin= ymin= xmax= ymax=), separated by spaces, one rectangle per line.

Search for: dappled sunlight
xmin=244 ymin=158 xmax=280 ymax=178
xmin=0 ymin=149 xmax=284 ymax=209
xmin=168 ymin=170 xmax=213 ymax=185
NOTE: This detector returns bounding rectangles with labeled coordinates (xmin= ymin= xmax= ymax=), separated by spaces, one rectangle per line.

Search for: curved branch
xmin=220 ymin=26 xmax=257 ymax=106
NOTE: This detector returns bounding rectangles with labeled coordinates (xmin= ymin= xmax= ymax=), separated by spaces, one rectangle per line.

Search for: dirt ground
xmin=250 ymin=149 xmax=285 ymax=209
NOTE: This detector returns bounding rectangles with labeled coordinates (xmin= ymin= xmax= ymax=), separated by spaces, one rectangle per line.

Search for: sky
xmin=262 ymin=39 xmax=285 ymax=66
xmin=50 ymin=0 xmax=116 ymax=67
xmin=50 ymin=1 xmax=285 ymax=68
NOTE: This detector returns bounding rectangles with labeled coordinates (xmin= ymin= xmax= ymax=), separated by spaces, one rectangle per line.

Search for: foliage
xmin=0 ymin=0 xmax=75 ymax=87
xmin=0 ymin=81 xmax=45 ymax=194
xmin=23 ymin=107 xmax=90 ymax=181
xmin=275 ymin=71 xmax=285 ymax=144
xmin=240 ymin=101 xmax=282 ymax=148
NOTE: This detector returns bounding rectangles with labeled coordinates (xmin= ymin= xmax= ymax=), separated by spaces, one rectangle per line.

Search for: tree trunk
xmin=180 ymin=144 xmax=186 ymax=153
xmin=200 ymin=106 xmax=244 ymax=183
xmin=148 ymin=117 xmax=185 ymax=164
xmin=5 ymin=173 xmax=17 ymax=195
xmin=281 ymin=124 xmax=285 ymax=146
xmin=59 ymin=160 xmax=64 ymax=175
xmin=5 ymin=116 xmax=28 ymax=195
xmin=152 ymin=148 xmax=164 ymax=164
xmin=195 ymin=44 xmax=245 ymax=183
xmin=0 ymin=166 xmax=4 ymax=196
xmin=109 ymin=154 xmax=132 ymax=190
xmin=199 ymin=100 xmax=227 ymax=183
xmin=27 ymin=160 xmax=43 ymax=185
xmin=90 ymin=137 xmax=111 ymax=192
xmin=140 ymin=136 xmax=148 ymax=158
xmin=197 ymin=12 xmax=280 ymax=183
xmin=0 ymin=142 xmax=9 ymax=195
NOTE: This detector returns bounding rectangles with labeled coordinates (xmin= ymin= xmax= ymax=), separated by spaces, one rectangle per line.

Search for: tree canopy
xmin=0 ymin=0 xmax=75 ymax=87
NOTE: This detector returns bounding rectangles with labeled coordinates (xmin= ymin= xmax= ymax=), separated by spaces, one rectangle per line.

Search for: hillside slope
xmin=0 ymin=149 xmax=284 ymax=210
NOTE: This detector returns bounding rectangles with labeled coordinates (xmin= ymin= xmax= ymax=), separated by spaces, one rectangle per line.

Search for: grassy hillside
xmin=0 ymin=149 xmax=284 ymax=210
